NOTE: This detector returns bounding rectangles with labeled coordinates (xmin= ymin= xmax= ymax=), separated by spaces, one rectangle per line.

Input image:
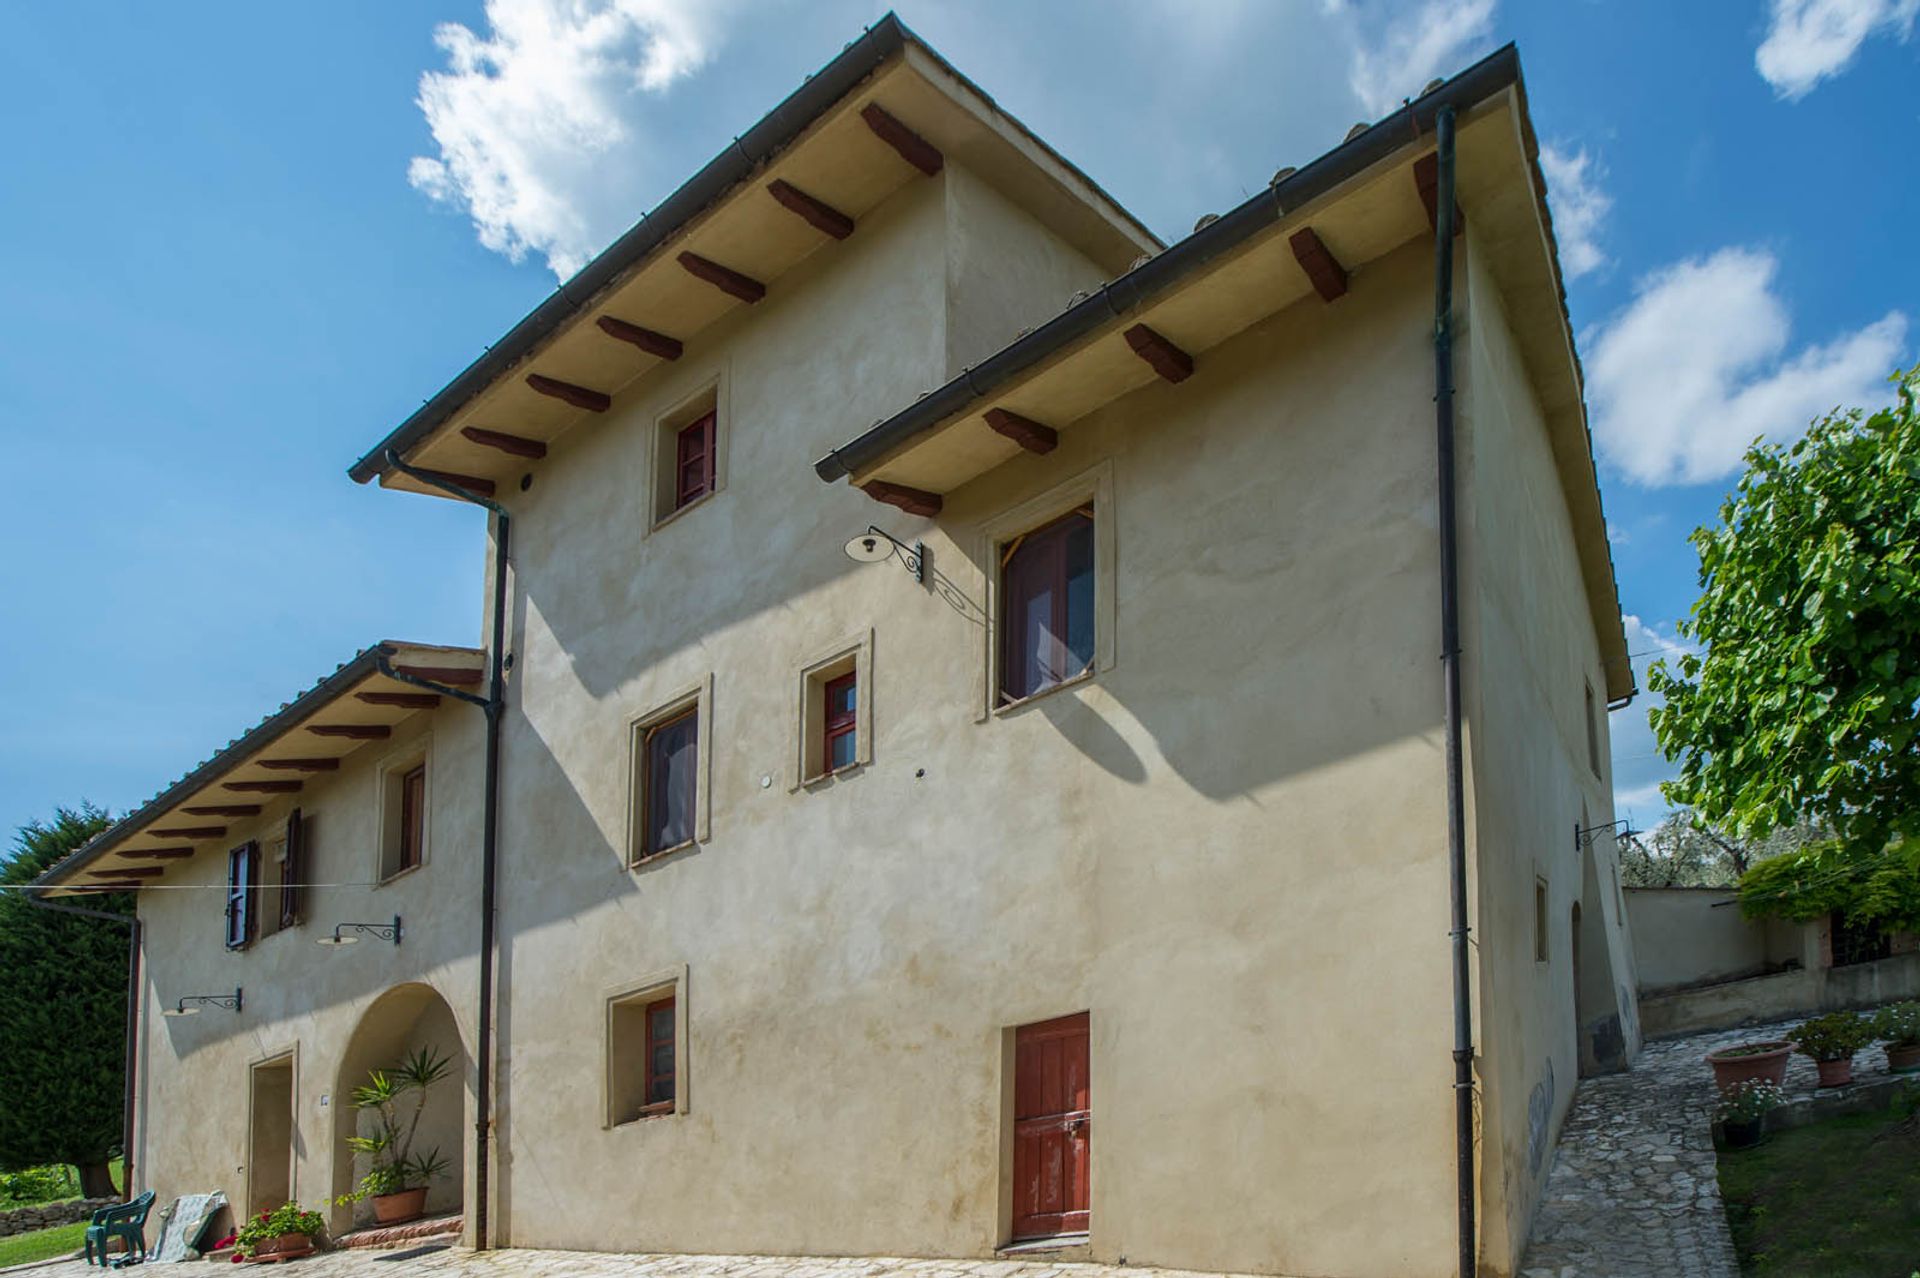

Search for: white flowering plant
xmin=1716 ymin=1078 xmax=1786 ymax=1124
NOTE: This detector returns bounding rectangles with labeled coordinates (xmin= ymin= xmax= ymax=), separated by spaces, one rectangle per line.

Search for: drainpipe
xmin=27 ymin=896 xmax=141 ymax=1202
xmin=1431 ymin=104 xmax=1476 ymax=1278
xmin=382 ymin=449 xmax=508 ymax=1251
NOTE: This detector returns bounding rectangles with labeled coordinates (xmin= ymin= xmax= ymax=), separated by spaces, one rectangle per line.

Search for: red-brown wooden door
xmin=1012 ymin=1011 xmax=1090 ymax=1240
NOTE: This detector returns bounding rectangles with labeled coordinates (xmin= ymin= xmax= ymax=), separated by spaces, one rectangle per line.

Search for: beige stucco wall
xmin=1455 ymin=233 xmax=1638 ymax=1275
xmin=1625 ymin=888 xmax=1806 ymax=994
xmin=132 ymin=706 xmax=485 ymax=1242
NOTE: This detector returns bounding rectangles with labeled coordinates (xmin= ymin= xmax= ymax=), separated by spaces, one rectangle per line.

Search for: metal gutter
xmin=813 ymin=43 xmax=1522 ymax=484
xmin=30 ymin=645 xmax=400 ymax=890
xmin=348 ymin=14 xmax=920 ymax=485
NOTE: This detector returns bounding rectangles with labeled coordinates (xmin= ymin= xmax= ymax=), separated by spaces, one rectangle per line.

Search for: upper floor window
xmin=1584 ymin=681 xmax=1601 ymax=777
xmin=822 ymin=672 xmax=858 ymax=773
xmin=399 ymin=765 xmax=426 ymax=871
xmin=225 ymin=842 xmax=259 ymax=950
xmin=1000 ymin=508 xmax=1095 ymax=703
xmin=640 ymin=709 xmax=699 ymax=859
xmin=674 ymin=413 xmax=716 ymax=511
xmin=379 ymin=747 xmax=430 ymax=882
xmin=652 ymin=385 xmax=723 ymax=526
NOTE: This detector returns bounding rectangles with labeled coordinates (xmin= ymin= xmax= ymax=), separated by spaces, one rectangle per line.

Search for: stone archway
xmin=330 ymin=983 xmax=469 ymax=1236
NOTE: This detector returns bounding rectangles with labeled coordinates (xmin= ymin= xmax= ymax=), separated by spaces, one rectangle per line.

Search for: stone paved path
xmin=1519 ymin=1015 xmax=1886 ymax=1278
xmin=19 ymin=1251 xmax=1272 ymax=1278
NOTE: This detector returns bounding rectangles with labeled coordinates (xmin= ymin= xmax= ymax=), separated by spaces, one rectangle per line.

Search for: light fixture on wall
xmin=161 ymin=988 xmax=242 ymax=1017
xmin=842 ymin=525 xmax=926 ymax=583
xmin=1575 ymin=818 xmax=1635 ymax=853
xmin=316 ymin=916 xmax=403 ymax=947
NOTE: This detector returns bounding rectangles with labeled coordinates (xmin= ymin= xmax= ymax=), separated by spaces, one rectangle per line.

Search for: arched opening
xmin=330 ymin=983 xmax=469 ymax=1237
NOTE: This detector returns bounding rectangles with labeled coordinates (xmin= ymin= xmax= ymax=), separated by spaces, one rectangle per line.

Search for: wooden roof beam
xmin=122 ymin=848 xmax=195 ymax=860
xmin=595 ymin=316 xmax=684 ymax=361
xmin=306 ymin=725 xmax=391 ymax=740
xmin=766 ymin=179 xmax=854 ymax=239
xmin=356 ymin=691 xmax=441 ymax=710
xmin=90 ymin=866 xmax=164 ymax=879
xmin=258 ymin=758 xmax=340 ymax=771
xmin=1124 ymin=324 xmax=1194 ymax=383
xmin=410 ymin=468 xmax=497 ymax=498
xmin=1413 ymin=153 xmax=1464 ymax=236
xmin=861 ymin=103 xmax=942 ymax=176
xmin=1288 ymin=227 xmax=1349 ymax=302
xmin=678 ymin=252 xmax=766 ymax=304
xmin=460 ymin=427 xmax=547 ymax=460
xmin=223 ymin=780 xmax=303 ymax=794
xmin=861 ymin=479 xmax=942 ymax=518
xmin=984 ymin=408 xmax=1058 ymax=455
xmin=392 ymin=665 xmax=483 ymax=686
xmin=183 ymin=805 xmax=261 ymax=817
xmin=152 ymin=826 xmax=225 ymax=839
xmin=526 ymin=373 xmax=611 ymax=413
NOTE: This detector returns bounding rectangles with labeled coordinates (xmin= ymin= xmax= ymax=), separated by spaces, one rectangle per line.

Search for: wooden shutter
xmin=279 ymin=808 xmax=304 ymax=929
xmin=226 ymin=842 xmax=259 ymax=949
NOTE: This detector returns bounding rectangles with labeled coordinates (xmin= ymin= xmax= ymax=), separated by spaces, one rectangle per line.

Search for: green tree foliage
xmin=1736 ymin=838 xmax=1920 ymax=929
xmin=1618 ymin=807 xmax=1823 ymax=888
xmin=1650 ymin=362 xmax=1920 ymax=867
xmin=0 ymin=804 xmax=127 ymax=1197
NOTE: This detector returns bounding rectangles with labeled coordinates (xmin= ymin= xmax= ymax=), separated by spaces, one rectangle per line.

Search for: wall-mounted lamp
xmin=161 ymin=988 xmax=242 ymax=1017
xmin=1575 ymin=818 xmax=1635 ymax=852
xmin=316 ymin=916 xmax=402 ymax=947
xmin=843 ymin=525 xmax=925 ymax=583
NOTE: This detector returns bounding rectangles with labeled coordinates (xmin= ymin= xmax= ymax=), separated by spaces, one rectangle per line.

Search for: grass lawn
xmin=1718 ymin=1105 xmax=1920 ymax=1277
xmin=0 ymin=1220 xmax=86 ymax=1268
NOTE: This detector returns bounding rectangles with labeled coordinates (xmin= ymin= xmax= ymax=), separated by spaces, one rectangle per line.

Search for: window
xmin=278 ymin=808 xmax=306 ymax=931
xmin=674 ymin=413 xmax=716 ymax=511
xmin=822 ymin=673 xmax=857 ymax=772
xmin=652 ymin=386 xmax=722 ymax=525
xmin=606 ymin=969 xmax=686 ymax=1125
xmin=1831 ymin=911 xmax=1892 ymax=968
xmin=379 ymin=750 xmax=429 ymax=882
xmin=226 ymin=843 xmax=260 ymax=949
xmin=1534 ymin=877 xmax=1549 ymax=963
xmin=1584 ymin=681 xmax=1601 ymax=777
xmin=999 ymin=508 xmax=1095 ymax=703
xmin=639 ymin=710 xmax=699 ymax=859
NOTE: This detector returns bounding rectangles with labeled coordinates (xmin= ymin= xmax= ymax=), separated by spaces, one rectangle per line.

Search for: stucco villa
xmin=36 ymin=17 xmax=1641 ymax=1278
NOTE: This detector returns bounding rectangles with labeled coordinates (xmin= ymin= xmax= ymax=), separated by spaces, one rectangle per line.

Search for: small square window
xmin=674 ymin=414 xmax=715 ymax=510
xmin=999 ymin=507 xmax=1096 ymax=704
xmin=652 ymin=387 xmax=722 ymax=525
xmin=607 ymin=973 xmax=685 ymax=1125
xmin=639 ymin=709 xmax=699 ymax=860
xmin=796 ymin=640 xmax=871 ymax=785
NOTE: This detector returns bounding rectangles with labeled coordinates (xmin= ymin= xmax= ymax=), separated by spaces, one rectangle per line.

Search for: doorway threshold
xmin=998 ymin=1232 xmax=1091 ymax=1258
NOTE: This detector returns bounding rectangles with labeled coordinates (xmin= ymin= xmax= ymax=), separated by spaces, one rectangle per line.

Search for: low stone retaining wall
xmin=0 ymin=1196 xmax=118 ymax=1237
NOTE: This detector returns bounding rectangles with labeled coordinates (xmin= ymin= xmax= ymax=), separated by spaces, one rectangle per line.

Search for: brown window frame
xmin=673 ymin=412 xmax=716 ymax=511
xmin=821 ymin=670 xmax=857 ymax=774
xmin=639 ymin=708 xmax=700 ymax=861
xmin=638 ymin=995 xmax=677 ymax=1116
xmin=226 ymin=842 xmax=260 ymax=950
xmin=398 ymin=764 xmax=427 ymax=872
xmin=999 ymin=507 xmax=1097 ymax=704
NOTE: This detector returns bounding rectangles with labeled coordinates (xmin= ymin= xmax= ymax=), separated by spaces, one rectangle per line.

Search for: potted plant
xmin=1705 ymin=1039 xmax=1793 ymax=1091
xmin=337 ymin=1046 xmax=453 ymax=1225
xmin=1876 ymin=1001 xmax=1920 ymax=1074
xmin=233 ymin=1202 xmax=324 ymax=1262
xmin=1715 ymin=1078 xmax=1786 ymax=1149
xmin=1787 ymin=1010 xmax=1871 ymax=1087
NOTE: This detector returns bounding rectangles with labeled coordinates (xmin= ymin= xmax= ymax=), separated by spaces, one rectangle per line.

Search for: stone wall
xmin=0 ymin=1196 xmax=118 ymax=1237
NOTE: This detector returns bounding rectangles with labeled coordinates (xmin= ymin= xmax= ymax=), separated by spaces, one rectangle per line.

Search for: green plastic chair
xmin=84 ymin=1191 xmax=155 ymax=1268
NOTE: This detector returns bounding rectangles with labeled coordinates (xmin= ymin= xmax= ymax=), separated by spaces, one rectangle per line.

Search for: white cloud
xmin=1539 ymin=144 xmax=1610 ymax=280
xmin=1332 ymin=0 xmax=1498 ymax=119
xmin=1587 ymin=247 xmax=1907 ymax=486
xmin=1756 ymin=0 xmax=1919 ymax=99
xmin=1609 ymin=615 xmax=1695 ymax=824
xmin=409 ymin=0 xmax=738 ymax=279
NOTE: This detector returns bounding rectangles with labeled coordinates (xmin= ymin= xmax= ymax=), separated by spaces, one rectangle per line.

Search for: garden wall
xmin=0 ymin=1196 xmax=118 ymax=1238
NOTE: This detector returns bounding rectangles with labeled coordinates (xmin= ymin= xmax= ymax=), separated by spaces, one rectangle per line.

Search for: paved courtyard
xmin=1519 ymin=1014 xmax=1885 ymax=1278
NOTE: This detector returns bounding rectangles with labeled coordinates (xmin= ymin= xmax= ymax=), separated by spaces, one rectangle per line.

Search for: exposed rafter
xmin=1123 ymin=324 xmax=1194 ymax=383
xmin=183 ymin=805 xmax=262 ymax=817
xmin=595 ymin=316 xmax=684 ymax=361
xmin=223 ymin=780 xmax=303 ymax=794
xmin=861 ymin=102 xmax=942 ymax=175
xmin=983 ymin=408 xmax=1058 ymax=455
xmin=1413 ymin=153 xmax=1465 ymax=235
xmin=1288 ymin=227 xmax=1349 ymax=302
xmin=460 ymin=427 xmax=547 ymax=460
xmin=306 ymin=725 xmax=392 ymax=740
xmin=410 ymin=468 xmax=497 ymax=498
xmin=678 ymin=252 xmax=766 ymax=303
xmin=392 ymin=665 xmax=484 ymax=686
xmin=766 ymin=179 xmax=854 ymax=240
xmin=861 ymin=479 xmax=942 ymax=517
xmin=258 ymin=758 xmax=341 ymax=772
xmin=526 ymin=373 xmax=612 ymax=413
xmin=356 ymin=691 xmax=441 ymax=710
xmin=152 ymin=826 xmax=225 ymax=839
xmin=122 ymin=848 xmax=195 ymax=860
xmin=90 ymin=866 xmax=164 ymax=880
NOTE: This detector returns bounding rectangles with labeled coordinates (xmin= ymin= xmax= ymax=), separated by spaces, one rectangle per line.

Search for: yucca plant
xmin=336 ymin=1046 xmax=453 ymax=1203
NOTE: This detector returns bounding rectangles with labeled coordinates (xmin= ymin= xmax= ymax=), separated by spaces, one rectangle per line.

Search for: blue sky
xmin=1 ymin=0 xmax=1914 ymax=842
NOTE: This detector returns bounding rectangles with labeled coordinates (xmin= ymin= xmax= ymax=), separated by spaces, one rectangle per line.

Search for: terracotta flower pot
xmin=1886 ymin=1042 xmax=1920 ymax=1074
xmin=370 ymin=1187 xmax=428 ymax=1225
xmin=1707 ymin=1041 xmax=1792 ymax=1091
xmin=1815 ymin=1055 xmax=1855 ymax=1088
